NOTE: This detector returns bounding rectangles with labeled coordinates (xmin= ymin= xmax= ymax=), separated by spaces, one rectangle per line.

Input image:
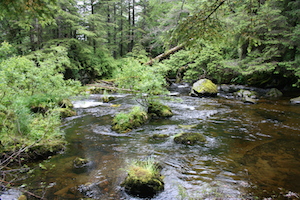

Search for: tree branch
xmin=145 ymin=44 xmax=185 ymax=65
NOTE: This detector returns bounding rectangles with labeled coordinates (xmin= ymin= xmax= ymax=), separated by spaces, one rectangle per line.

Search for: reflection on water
xmin=18 ymin=92 xmax=300 ymax=200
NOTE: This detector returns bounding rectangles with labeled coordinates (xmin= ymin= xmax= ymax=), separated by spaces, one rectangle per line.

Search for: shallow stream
xmin=15 ymin=85 xmax=300 ymax=199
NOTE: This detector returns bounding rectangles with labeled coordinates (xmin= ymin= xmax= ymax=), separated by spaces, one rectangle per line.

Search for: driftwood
xmin=145 ymin=44 xmax=185 ymax=65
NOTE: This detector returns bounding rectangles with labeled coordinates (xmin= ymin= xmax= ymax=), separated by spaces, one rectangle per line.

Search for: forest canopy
xmin=0 ymin=0 xmax=299 ymax=87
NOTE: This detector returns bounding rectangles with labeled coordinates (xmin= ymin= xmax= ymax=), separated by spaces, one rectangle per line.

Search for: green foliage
xmin=161 ymin=0 xmax=300 ymax=87
xmin=0 ymin=42 xmax=16 ymax=62
xmin=0 ymin=0 xmax=57 ymax=20
xmin=114 ymin=58 xmax=168 ymax=97
xmin=0 ymin=42 xmax=81 ymax=152
xmin=163 ymin=42 xmax=239 ymax=84
xmin=25 ymin=39 xmax=116 ymax=82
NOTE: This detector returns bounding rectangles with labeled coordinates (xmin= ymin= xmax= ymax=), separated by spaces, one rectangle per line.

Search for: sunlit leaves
xmin=114 ymin=58 xmax=168 ymax=96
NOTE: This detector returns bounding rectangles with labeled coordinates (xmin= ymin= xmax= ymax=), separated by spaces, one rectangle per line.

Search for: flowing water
xmin=14 ymin=85 xmax=300 ymax=199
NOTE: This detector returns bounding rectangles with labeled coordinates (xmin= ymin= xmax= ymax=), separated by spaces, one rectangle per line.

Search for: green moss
xmin=58 ymin=108 xmax=77 ymax=118
xmin=102 ymin=90 xmax=116 ymax=103
xmin=192 ymin=79 xmax=218 ymax=96
xmin=102 ymin=96 xmax=115 ymax=103
xmin=112 ymin=106 xmax=148 ymax=133
xmin=174 ymin=132 xmax=206 ymax=145
xmin=121 ymin=159 xmax=164 ymax=198
xmin=148 ymin=101 xmax=173 ymax=118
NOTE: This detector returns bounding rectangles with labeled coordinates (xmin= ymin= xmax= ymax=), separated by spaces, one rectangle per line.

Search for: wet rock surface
xmin=190 ymin=79 xmax=218 ymax=97
xmin=174 ymin=132 xmax=206 ymax=145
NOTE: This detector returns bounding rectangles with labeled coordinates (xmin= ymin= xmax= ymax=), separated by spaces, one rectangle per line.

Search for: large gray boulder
xmin=190 ymin=79 xmax=218 ymax=97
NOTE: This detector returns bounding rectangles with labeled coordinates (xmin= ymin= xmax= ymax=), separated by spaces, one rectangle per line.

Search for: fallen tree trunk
xmin=145 ymin=44 xmax=185 ymax=65
xmin=86 ymin=84 xmax=137 ymax=92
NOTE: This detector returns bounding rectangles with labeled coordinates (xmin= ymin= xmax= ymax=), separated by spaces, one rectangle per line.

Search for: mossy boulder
xmin=190 ymin=79 xmax=218 ymax=97
xmin=147 ymin=101 xmax=173 ymax=118
xmin=112 ymin=106 xmax=148 ymax=133
xmin=174 ymin=132 xmax=206 ymax=145
xmin=266 ymin=88 xmax=283 ymax=98
xmin=121 ymin=160 xmax=164 ymax=198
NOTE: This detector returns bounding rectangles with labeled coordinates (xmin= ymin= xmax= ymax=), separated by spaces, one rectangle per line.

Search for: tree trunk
xmin=145 ymin=44 xmax=185 ymax=65
xmin=128 ymin=0 xmax=132 ymax=52
xmin=113 ymin=2 xmax=117 ymax=58
xmin=130 ymin=0 xmax=135 ymax=51
xmin=119 ymin=0 xmax=124 ymax=56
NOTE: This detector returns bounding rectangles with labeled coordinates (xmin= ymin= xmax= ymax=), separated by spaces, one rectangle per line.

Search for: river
xmin=14 ymin=84 xmax=300 ymax=199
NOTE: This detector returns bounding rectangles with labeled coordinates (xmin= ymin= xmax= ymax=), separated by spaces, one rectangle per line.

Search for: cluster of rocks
xmin=190 ymin=78 xmax=300 ymax=104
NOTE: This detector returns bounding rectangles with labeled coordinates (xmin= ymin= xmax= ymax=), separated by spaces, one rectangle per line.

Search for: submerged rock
xmin=174 ymin=132 xmax=206 ymax=145
xmin=77 ymin=182 xmax=102 ymax=199
xmin=178 ymin=124 xmax=199 ymax=130
xmin=266 ymin=88 xmax=283 ymax=98
xmin=121 ymin=160 xmax=164 ymax=198
xmin=190 ymin=79 xmax=218 ymax=97
xmin=151 ymin=133 xmax=169 ymax=139
xmin=72 ymin=157 xmax=93 ymax=173
xmin=290 ymin=96 xmax=300 ymax=104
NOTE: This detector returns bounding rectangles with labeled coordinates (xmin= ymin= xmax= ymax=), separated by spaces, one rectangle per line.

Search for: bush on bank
xmin=0 ymin=42 xmax=81 ymax=162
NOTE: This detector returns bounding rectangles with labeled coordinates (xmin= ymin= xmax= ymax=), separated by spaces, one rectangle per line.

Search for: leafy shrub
xmin=0 ymin=42 xmax=81 ymax=153
xmin=114 ymin=58 xmax=168 ymax=95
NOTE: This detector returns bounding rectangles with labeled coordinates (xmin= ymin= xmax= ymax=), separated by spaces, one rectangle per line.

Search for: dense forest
xmin=1 ymin=0 xmax=300 ymax=162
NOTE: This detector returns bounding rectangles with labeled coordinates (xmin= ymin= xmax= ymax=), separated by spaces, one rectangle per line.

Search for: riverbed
xmin=14 ymin=85 xmax=300 ymax=199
